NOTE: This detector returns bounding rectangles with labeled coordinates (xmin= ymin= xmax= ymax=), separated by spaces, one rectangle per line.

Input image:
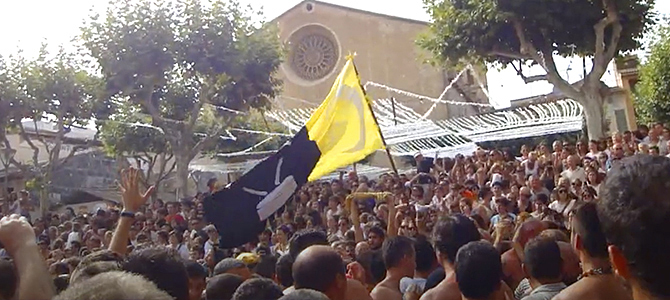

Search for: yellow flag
xmin=305 ymin=56 xmax=385 ymax=181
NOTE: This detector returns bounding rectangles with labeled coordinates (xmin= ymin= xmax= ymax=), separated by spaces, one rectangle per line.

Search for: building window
xmin=288 ymin=25 xmax=340 ymax=82
xmin=614 ymin=109 xmax=629 ymax=133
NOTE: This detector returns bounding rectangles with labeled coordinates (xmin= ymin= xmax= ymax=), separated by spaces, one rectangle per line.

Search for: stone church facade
xmin=272 ymin=0 xmax=490 ymax=120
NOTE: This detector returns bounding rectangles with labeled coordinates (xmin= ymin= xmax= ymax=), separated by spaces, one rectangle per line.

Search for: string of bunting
xmin=364 ymin=77 xmax=493 ymax=108
xmin=420 ymin=66 xmax=471 ymax=119
xmin=216 ymin=136 xmax=276 ymax=157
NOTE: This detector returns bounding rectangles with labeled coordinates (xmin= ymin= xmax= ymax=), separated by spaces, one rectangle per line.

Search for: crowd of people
xmin=0 ymin=123 xmax=669 ymax=300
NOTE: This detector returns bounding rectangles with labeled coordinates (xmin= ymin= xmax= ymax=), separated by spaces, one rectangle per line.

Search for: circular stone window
xmin=288 ymin=25 xmax=340 ymax=82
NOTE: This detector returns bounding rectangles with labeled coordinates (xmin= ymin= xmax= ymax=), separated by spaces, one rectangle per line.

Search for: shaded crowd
xmin=0 ymin=123 xmax=669 ymax=300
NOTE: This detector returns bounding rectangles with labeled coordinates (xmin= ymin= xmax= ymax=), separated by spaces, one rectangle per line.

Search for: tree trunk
xmin=578 ymin=88 xmax=607 ymax=140
xmin=39 ymin=188 xmax=48 ymax=217
xmin=174 ymin=151 xmax=191 ymax=200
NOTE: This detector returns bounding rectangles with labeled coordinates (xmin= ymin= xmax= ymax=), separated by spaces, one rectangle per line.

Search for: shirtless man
xmin=293 ymin=245 xmax=373 ymax=300
xmin=553 ymin=202 xmax=632 ymax=300
xmin=501 ymin=219 xmax=546 ymax=290
xmin=420 ymin=215 xmax=481 ymax=300
xmin=371 ymin=236 xmax=415 ymax=300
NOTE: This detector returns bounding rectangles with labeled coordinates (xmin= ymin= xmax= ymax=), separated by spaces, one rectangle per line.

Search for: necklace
xmin=578 ymin=267 xmax=613 ymax=280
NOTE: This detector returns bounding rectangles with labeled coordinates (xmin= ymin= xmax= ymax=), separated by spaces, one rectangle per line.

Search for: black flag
xmin=203 ymin=127 xmax=321 ymax=248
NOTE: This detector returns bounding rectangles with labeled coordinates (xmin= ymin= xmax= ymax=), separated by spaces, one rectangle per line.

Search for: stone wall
xmin=273 ymin=1 xmax=489 ymax=120
xmin=49 ymin=150 xmax=119 ymax=202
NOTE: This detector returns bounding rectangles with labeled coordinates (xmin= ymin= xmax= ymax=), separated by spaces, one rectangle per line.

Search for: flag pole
xmin=364 ymin=99 xmax=399 ymax=175
xmin=350 ymin=55 xmax=399 ymax=175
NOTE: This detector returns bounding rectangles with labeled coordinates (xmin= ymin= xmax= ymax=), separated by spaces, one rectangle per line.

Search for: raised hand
xmin=0 ymin=214 xmax=37 ymax=256
xmin=118 ymin=168 xmax=155 ymax=212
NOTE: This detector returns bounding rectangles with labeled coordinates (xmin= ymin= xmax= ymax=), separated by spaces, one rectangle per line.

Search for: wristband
xmin=120 ymin=211 xmax=136 ymax=219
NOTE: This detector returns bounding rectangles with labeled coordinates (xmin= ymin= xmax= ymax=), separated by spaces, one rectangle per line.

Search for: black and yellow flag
xmin=204 ymin=56 xmax=385 ymax=248
xmin=305 ymin=55 xmax=385 ymax=180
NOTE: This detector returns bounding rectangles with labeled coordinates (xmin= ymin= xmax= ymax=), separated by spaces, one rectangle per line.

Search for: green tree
xmin=420 ymin=0 xmax=655 ymax=139
xmin=636 ymin=21 xmax=670 ymax=125
xmin=81 ymin=0 xmax=283 ymax=198
xmin=0 ymin=46 xmax=99 ymax=215
xmin=96 ymin=102 xmax=175 ymax=194
xmin=0 ymin=54 xmax=25 ymax=157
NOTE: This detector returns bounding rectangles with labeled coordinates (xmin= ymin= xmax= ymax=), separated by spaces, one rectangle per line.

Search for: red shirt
xmin=165 ymin=214 xmax=185 ymax=224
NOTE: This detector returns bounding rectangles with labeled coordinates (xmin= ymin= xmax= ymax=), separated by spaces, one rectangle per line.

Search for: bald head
xmin=519 ymin=187 xmax=531 ymax=195
xmin=355 ymin=241 xmax=370 ymax=257
xmin=513 ymin=219 xmax=546 ymax=247
xmin=293 ymin=246 xmax=346 ymax=299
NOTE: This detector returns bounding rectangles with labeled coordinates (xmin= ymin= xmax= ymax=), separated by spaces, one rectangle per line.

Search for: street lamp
xmin=0 ymin=148 xmax=17 ymax=200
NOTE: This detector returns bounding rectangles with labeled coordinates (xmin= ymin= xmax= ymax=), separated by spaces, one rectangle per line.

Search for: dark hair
xmin=539 ymin=229 xmax=569 ymax=243
xmin=206 ymin=274 xmax=244 ymax=300
xmin=231 ymin=277 xmax=284 ymax=300
xmin=381 ymin=236 xmax=414 ymax=269
xmin=0 ymin=259 xmax=17 ymax=300
xmin=70 ymin=250 xmax=123 ymax=284
xmin=207 ymin=178 xmax=218 ymax=188
xmin=288 ymin=229 xmax=328 ymax=259
xmin=254 ymin=254 xmax=278 ymax=279
xmin=535 ymin=193 xmax=549 ymax=204
xmin=524 ymin=238 xmax=562 ymax=281
xmin=279 ymin=289 xmax=330 ymax=300
xmin=368 ymin=226 xmax=386 ymax=239
xmin=186 ymin=261 xmax=208 ymax=279
xmin=293 ymin=247 xmax=345 ymax=293
xmin=276 ymin=254 xmax=294 ymax=288
xmin=413 ymin=235 xmax=437 ymax=273
xmin=123 ymin=247 xmax=189 ymax=300
xmin=368 ymin=250 xmax=386 ymax=284
xmin=573 ymin=202 xmax=608 ymax=258
xmin=432 ymin=214 xmax=481 ymax=263
xmin=213 ymin=258 xmax=247 ymax=276
xmin=598 ymin=155 xmax=670 ymax=297
xmin=53 ymin=274 xmax=70 ymax=294
xmin=455 ymin=241 xmax=502 ymax=299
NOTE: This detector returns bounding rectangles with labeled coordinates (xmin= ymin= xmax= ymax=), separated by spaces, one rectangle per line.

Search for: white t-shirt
xmin=67 ymin=231 xmax=81 ymax=249
xmin=561 ymin=167 xmax=586 ymax=183
xmin=585 ymin=151 xmax=600 ymax=160
xmin=491 ymin=173 xmax=503 ymax=184
xmin=523 ymin=160 xmax=540 ymax=177
xmin=400 ymin=277 xmax=427 ymax=294
xmin=646 ymin=140 xmax=668 ymax=155
xmin=549 ymin=199 xmax=576 ymax=215
xmin=174 ymin=243 xmax=189 ymax=260
xmin=204 ymin=239 xmax=215 ymax=254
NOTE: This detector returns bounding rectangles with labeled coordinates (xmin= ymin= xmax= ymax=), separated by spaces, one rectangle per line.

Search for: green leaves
xmin=0 ymin=54 xmax=28 ymax=128
xmin=420 ymin=0 xmax=656 ymax=68
xmin=0 ymin=46 xmax=98 ymax=129
xmin=80 ymin=0 xmax=284 ymax=121
xmin=636 ymin=20 xmax=670 ymax=125
xmin=97 ymin=100 xmax=169 ymax=157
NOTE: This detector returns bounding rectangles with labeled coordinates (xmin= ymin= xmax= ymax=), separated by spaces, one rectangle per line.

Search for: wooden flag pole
xmin=391 ymin=97 xmax=398 ymax=126
xmin=366 ymin=101 xmax=399 ymax=175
